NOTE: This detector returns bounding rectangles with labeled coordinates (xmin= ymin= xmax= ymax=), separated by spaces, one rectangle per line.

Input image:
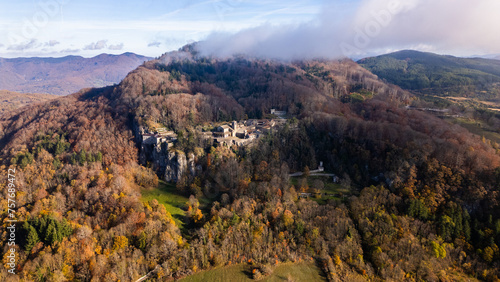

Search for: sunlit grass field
xmin=179 ymin=262 xmax=325 ymax=282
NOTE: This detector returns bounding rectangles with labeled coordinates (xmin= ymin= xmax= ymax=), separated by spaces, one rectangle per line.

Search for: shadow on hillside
xmin=172 ymin=213 xmax=185 ymax=222
xmin=314 ymin=259 xmax=329 ymax=281
xmin=77 ymin=85 xmax=115 ymax=101
xmin=241 ymin=265 xmax=253 ymax=280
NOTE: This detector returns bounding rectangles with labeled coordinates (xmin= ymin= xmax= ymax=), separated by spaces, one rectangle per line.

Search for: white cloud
xmin=83 ymin=40 xmax=108 ymax=50
xmin=7 ymin=39 xmax=40 ymax=51
xmin=2 ymin=0 xmax=497 ymax=59
xmin=148 ymin=41 xmax=161 ymax=47
xmin=198 ymin=0 xmax=500 ymax=59
xmin=347 ymin=0 xmax=500 ymax=56
xmin=45 ymin=40 xmax=60 ymax=47
xmin=60 ymin=48 xmax=80 ymax=54
xmin=108 ymin=43 xmax=124 ymax=50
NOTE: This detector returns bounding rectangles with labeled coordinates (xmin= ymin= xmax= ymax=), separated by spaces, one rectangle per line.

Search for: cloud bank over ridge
xmin=197 ymin=0 xmax=500 ymax=60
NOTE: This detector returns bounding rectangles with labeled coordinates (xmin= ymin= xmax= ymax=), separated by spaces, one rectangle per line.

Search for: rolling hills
xmin=0 ymin=52 xmax=151 ymax=95
xmin=358 ymin=50 xmax=500 ymax=146
xmin=358 ymin=50 xmax=500 ymax=97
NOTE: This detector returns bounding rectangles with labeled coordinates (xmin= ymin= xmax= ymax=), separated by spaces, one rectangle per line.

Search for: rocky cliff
xmin=136 ymin=125 xmax=197 ymax=182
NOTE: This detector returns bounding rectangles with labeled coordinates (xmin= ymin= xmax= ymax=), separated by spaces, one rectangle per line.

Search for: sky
xmin=1 ymin=0 xmax=499 ymax=59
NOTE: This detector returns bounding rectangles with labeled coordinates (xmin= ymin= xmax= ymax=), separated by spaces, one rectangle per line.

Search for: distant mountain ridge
xmin=472 ymin=54 xmax=500 ymax=60
xmin=358 ymin=50 xmax=500 ymax=96
xmin=0 ymin=52 xmax=152 ymax=95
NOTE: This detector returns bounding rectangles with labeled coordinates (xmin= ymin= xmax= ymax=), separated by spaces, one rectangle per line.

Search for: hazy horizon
xmin=1 ymin=0 xmax=500 ymax=59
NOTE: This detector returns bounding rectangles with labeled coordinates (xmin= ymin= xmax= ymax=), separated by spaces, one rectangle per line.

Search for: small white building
xmin=271 ymin=109 xmax=287 ymax=117
xmin=318 ymin=161 xmax=324 ymax=172
xmin=216 ymin=125 xmax=232 ymax=138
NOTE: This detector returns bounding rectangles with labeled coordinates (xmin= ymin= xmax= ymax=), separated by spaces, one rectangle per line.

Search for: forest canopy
xmin=1 ymin=48 xmax=499 ymax=281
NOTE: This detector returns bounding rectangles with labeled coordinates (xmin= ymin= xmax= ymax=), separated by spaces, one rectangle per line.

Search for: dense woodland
xmin=1 ymin=47 xmax=500 ymax=281
xmin=359 ymin=50 xmax=500 ymax=98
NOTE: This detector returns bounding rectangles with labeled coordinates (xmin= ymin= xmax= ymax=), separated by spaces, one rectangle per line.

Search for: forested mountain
xmin=0 ymin=53 xmax=151 ymax=95
xmin=1 ymin=46 xmax=500 ymax=281
xmin=358 ymin=50 xmax=500 ymax=148
xmin=358 ymin=50 xmax=500 ymax=97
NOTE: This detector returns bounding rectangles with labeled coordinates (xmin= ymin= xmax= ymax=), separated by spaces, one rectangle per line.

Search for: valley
xmin=0 ymin=53 xmax=151 ymax=95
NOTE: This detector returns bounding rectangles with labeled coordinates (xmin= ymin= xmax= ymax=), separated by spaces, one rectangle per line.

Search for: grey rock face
xmin=135 ymin=123 xmax=198 ymax=183
xmin=164 ymin=150 xmax=187 ymax=182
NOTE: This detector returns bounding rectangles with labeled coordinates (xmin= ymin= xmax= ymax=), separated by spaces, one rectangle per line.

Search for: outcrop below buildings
xmin=163 ymin=150 xmax=188 ymax=182
xmin=136 ymin=124 xmax=197 ymax=182
xmin=140 ymin=141 xmax=197 ymax=182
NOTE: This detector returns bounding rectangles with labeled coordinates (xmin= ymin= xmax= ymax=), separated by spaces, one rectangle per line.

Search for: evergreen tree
xmin=408 ymin=199 xmax=429 ymax=220
xmin=30 ymin=215 xmax=73 ymax=246
xmin=136 ymin=231 xmax=147 ymax=251
xmin=453 ymin=207 xmax=463 ymax=239
xmin=54 ymin=138 xmax=70 ymax=155
xmin=87 ymin=152 xmax=95 ymax=163
xmin=96 ymin=152 xmax=103 ymax=162
xmin=44 ymin=222 xmax=59 ymax=245
xmin=439 ymin=215 xmax=455 ymax=242
xmin=78 ymin=149 xmax=87 ymax=166
xmin=22 ymin=222 xmax=40 ymax=252
xmin=463 ymin=210 xmax=471 ymax=241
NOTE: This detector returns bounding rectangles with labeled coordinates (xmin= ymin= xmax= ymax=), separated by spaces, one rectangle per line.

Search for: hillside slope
xmin=0 ymin=52 xmax=151 ymax=95
xmin=0 ymin=90 xmax=57 ymax=115
xmin=358 ymin=50 xmax=500 ymax=97
xmin=0 ymin=48 xmax=499 ymax=281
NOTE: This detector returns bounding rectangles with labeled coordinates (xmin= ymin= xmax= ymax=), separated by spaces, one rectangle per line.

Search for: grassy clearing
xmin=445 ymin=117 xmax=500 ymax=144
xmin=443 ymin=96 xmax=500 ymax=110
xmin=141 ymin=181 xmax=213 ymax=230
xmin=141 ymin=181 xmax=189 ymax=228
xmin=179 ymin=262 xmax=325 ymax=282
xmin=290 ymin=175 xmax=350 ymax=204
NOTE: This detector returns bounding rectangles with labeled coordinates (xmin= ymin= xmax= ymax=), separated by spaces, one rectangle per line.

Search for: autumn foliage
xmin=0 ymin=48 xmax=499 ymax=281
